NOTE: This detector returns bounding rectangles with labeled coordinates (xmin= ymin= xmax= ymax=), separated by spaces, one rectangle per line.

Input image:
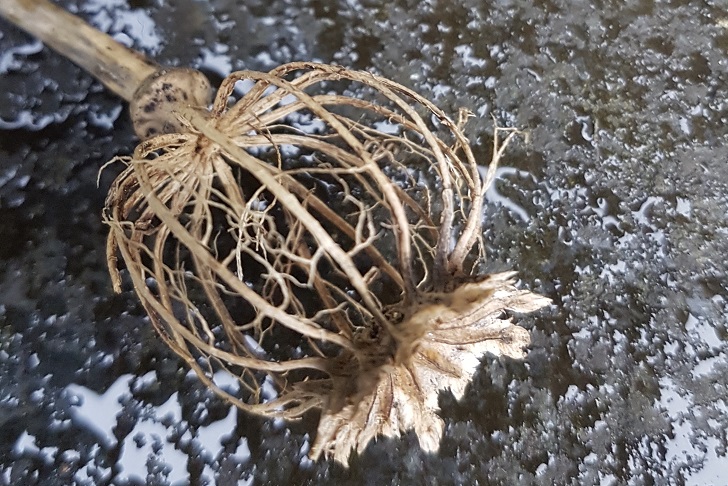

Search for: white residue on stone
xmin=659 ymin=376 xmax=698 ymax=468
xmin=212 ymin=370 xmax=241 ymax=397
xmin=599 ymin=260 xmax=626 ymax=285
xmin=279 ymin=94 xmax=299 ymax=106
xmin=0 ymin=166 xmax=18 ymax=189
xmin=489 ymin=44 xmax=506 ymax=62
xmin=476 ymin=103 xmax=490 ymax=118
xmin=85 ymin=0 xmax=162 ymax=53
xmin=298 ymin=434 xmax=314 ymax=468
xmin=685 ymin=436 xmax=728 ymax=485
xmin=592 ymin=196 xmax=620 ymax=229
xmin=685 ymin=312 xmax=722 ymax=349
xmin=482 ymin=166 xmax=532 ymax=222
xmin=27 ymin=353 xmax=40 ymax=369
xmin=196 ymin=405 xmax=243 ymax=455
xmin=200 ymin=43 xmax=233 ymax=78
xmin=261 ymin=375 xmax=278 ymax=402
xmin=289 ymin=113 xmax=327 ymax=134
xmin=120 ymin=422 xmax=188 ymax=484
xmin=13 ymin=431 xmax=58 ymax=465
xmin=55 ymin=371 xmax=250 ymax=484
xmin=526 ymin=68 xmax=542 ymax=81
xmin=633 ymin=196 xmax=662 ymax=228
xmin=691 ymin=354 xmax=726 ymax=378
xmin=676 ymin=197 xmax=692 ymax=216
xmin=0 ymin=39 xmax=43 ymax=73
xmin=65 ymin=375 xmax=133 ymax=448
xmin=678 ymin=117 xmax=692 ymax=135
xmin=431 ymin=83 xmax=452 ymax=99
xmin=155 ymin=392 xmax=184 ymax=424
xmin=575 ymin=115 xmax=594 ymax=142
xmin=254 ymin=51 xmax=276 ymax=68
xmin=373 ymin=120 xmax=402 ymax=135
xmin=0 ymin=110 xmax=64 ymax=130
xmin=87 ymin=104 xmax=123 ymax=130
xmin=129 ymin=370 xmax=157 ymax=394
xmin=279 ymin=144 xmax=301 ymax=158
xmin=242 ymin=335 xmax=266 ymax=359
xmin=454 ymin=45 xmax=487 ymax=68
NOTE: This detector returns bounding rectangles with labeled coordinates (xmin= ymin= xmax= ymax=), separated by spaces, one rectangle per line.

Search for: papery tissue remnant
xmin=312 ymin=272 xmax=550 ymax=463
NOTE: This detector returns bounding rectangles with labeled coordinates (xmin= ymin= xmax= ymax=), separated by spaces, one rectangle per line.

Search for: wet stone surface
xmin=1 ymin=0 xmax=727 ymax=484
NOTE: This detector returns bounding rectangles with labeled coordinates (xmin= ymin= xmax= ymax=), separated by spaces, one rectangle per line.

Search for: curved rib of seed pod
xmin=447 ymin=125 xmax=522 ymax=274
xmin=357 ymin=75 xmax=519 ymax=280
xmin=242 ymin=104 xmax=441 ymax=230
xmin=129 ymin=149 xmax=357 ymax=351
xmin=354 ymin=71 xmax=467 ymax=282
xmin=105 ymin=134 xmax=201 ymax=291
xmin=218 ymin=68 xmax=338 ymax=127
xmin=225 ymin=133 xmax=404 ymax=288
xmin=214 ymin=69 xmax=417 ymax=307
xmin=212 ymin=130 xmax=404 ymax=288
xmin=110 ymin=214 xmax=338 ymax=373
xmin=181 ymin=108 xmax=397 ymax=336
xmin=210 ymin=78 xmax=453 ymax=288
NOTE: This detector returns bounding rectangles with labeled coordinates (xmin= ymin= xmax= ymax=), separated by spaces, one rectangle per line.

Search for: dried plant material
xmin=1 ymin=0 xmax=548 ymax=467
xmin=104 ymin=62 xmax=550 ymax=464
xmin=130 ymin=68 xmax=213 ymax=139
xmin=311 ymin=273 xmax=550 ymax=462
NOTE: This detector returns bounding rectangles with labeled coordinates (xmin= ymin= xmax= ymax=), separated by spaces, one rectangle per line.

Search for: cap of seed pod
xmin=130 ymin=68 xmax=212 ymax=140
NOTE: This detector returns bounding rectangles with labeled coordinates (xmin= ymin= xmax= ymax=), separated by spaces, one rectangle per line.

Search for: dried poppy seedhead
xmin=104 ymin=62 xmax=551 ymax=464
xmin=0 ymin=0 xmax=549 ymax=468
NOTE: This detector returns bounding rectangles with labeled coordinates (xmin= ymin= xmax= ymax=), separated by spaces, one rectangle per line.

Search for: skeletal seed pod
xmin=104 ymin=62 xmax=551 ymax=464
xmin=0 ymin=0 xmax=549 ymax=467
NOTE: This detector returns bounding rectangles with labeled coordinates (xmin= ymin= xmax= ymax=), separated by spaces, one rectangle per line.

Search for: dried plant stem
xmin=0 ymin=0 xmax=157 ymax=101
xmin=0 ymin=0 xmax=212 ymax=139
